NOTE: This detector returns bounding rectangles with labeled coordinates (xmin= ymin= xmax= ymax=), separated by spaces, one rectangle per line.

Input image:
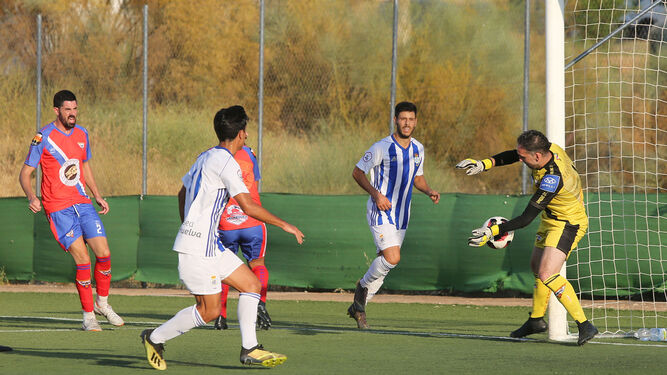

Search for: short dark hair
xmin=394 ymin=101 xmax=417 ymax=117
xmin=213 ymin=105 xmax=249 ymax=142
xmin=517 ymin=130 xmax=551 ymax=153
xmin=53 ymin=90 xmax=77 ymax=108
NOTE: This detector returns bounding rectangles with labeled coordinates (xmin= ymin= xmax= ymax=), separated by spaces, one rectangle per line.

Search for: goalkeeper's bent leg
xmin=544 ymin=273 xmax=587 ymax=323
xmin=530 ymin=273 xmax=550 ymax=318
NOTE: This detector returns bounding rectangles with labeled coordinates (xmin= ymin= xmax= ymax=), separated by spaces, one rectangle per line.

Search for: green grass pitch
xmin=1 ymin=292 xmax=666 ymax=374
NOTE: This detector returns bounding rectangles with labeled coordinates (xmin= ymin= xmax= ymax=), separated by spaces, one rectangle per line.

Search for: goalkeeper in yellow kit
xmin=456 ymin=130 xmax=598 ymax=345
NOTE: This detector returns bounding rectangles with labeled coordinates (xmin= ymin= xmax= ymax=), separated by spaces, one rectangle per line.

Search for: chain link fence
xmin=1 ymin=0 xmax=540 ymax=198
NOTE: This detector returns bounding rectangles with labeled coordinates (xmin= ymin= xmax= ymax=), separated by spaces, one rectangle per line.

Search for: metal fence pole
xmin=258 ymin=0 xmax=265 ymax=192
xmin=389 ymin=0 xmax=398 ymax=133
xmin=35 ymin=14 xmax=42 ymax=197
xmin=521 ymin=0 xmax=530 ymax=194
xmin=142 ymin=4 xmax=148 ymax=197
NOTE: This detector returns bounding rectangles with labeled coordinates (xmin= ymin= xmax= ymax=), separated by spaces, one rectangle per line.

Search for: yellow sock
xmin=530 ymin=274 xmax=549 ymax=319
xmin=544 ymin=273 xmax=587 ymax=323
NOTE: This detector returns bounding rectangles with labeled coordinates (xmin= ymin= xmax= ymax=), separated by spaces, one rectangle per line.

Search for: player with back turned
xmin=456 ymin=129 xmax=598 ymax=345
xmin=347 ymin=101 xmax=440 ymax=329
xmin=19 ymin=90 xmax=124 ymax=331
xmin=140 ymin=105 xmax=304 ymax=370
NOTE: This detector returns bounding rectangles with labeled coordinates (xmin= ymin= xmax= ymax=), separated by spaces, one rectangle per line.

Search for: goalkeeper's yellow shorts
xmin=534 ymin=218 xmax=587 ymax=257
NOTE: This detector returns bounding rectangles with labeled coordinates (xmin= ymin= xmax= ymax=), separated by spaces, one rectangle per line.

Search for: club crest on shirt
xmin=77 ymin=142 xmax=85 ymax=149
xmin=59 ymin=159 xmax=81 ymax=186
xmin=363 ymin=152 xmax=372 ymax=162
xmin=30 ymin=132 xmax=43 ymax=146
xmin=413 ymin=153 xmax=421 ymax=165
xmin=224 ymin=204 xmax=248 ymax=225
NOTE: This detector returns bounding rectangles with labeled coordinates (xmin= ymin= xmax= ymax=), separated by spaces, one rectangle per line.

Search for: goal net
xmin=563 ymin=0 xmax=667 ymax=337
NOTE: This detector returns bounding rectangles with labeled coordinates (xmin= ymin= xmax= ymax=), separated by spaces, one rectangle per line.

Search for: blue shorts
xmin=46 ymin=203 xmax=106 ymax=251
xmin=218 ymin=224 xmax=266 ymax=262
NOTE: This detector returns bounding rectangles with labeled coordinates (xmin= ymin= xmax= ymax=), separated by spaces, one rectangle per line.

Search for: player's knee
xmin=248 ymin=278 xmax=261 ymax=294
xmin=382 ymin=253 xmax=400 ymax=265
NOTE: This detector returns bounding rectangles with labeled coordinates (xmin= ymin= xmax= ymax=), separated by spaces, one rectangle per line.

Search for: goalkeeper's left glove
xmin=468 ymin=224 xmax=500 ymax=247
xmin=456 ymin=158 xmax=493 ymax=175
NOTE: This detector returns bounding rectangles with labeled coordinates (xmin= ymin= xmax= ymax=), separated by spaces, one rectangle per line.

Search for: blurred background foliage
xmin=0 ymin=0 xmax=548 ymax=196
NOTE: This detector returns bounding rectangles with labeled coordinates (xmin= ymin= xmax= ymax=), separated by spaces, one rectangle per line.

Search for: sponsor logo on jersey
xmin=77 ymin=142 xmax=85 ymax=149
xmin=31 ymin=132 xmax=43 ymax=146
xmin=539 ymin=174 xmax=560 ymax=193
xmin=363 ymin=152 xmax=372 ymax=162
xmin=59 ymin=159 xmax=81 ymax=186
xmin=179 ymin=220 xmax=202 ymax=238
xmin=535 ymin=234 xmax=543 ymax=242
xmin=224 ymin=204 xmax=248 ymax=225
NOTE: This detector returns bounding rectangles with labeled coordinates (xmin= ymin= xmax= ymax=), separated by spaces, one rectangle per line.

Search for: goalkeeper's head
xmin=214 ymin=105 xmax=249 ymax=142
xmin=516 ymin=130 xmax=551 ymax=169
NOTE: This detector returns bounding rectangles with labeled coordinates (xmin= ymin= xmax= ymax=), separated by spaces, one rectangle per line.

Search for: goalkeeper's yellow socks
xmin=530 ymin=274 xmax=550 ymax=319
xmin=544 ymin=273 xmax=587 ymax=323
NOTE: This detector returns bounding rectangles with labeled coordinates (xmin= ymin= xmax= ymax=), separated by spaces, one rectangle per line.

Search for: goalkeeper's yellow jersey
xmin=530 ymin=143 xmax=588 ymax=227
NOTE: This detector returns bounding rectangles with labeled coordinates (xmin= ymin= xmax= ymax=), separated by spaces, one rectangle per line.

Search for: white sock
xmin=360 ymin=256 xmax=395 ymax=288
xmin=238 ymin=292 xmax=260 ymax=349
xmin=150 ymin=305 xmax=205 ymax=344
xmin=96 ymin=295 xmax=109 ymax=307
xmin=365 ymin=276 xmax=385 ymax=303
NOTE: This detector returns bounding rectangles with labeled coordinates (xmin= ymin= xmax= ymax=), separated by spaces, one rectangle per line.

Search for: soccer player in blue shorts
xmin=347 ymin=101 xmax=440 ymax=329
xmin=19 ymin=90 xmax=124 ymax=331
xmin=215 ymin=144 xmax=272 ymax=330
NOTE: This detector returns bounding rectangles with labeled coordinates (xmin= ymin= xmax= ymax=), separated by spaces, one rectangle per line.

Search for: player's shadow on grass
xmin=6 ymin=347 xmax=270 ymax=371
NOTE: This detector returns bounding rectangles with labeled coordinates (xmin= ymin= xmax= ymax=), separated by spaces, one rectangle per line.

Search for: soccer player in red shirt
xmin=19 ymin=90 xmax=124 ymax=331
xmin=214 ymin=145 xmax=273 ymax=330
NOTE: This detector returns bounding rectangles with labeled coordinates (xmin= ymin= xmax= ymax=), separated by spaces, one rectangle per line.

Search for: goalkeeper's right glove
xmin=455 ymin=158 xmax=493 ymax=175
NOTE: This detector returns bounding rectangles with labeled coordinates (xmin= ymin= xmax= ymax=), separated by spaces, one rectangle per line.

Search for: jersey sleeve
xmin=492 ymin=150 xmax=520 ymax=166
xmin=356 ymin=143 xmax=383 ymax=173
xmin=220 ymin=159 xmax=250 ymax=198
xmin=24 ymin=132 xmax=45 ymax=168
xmin=83 ymin=130 xmax=92 ymax=162
xmin=416 ymin=143 xmax=425 ymax=176
xmin=531 ymin=173 xmax=563 ymax=210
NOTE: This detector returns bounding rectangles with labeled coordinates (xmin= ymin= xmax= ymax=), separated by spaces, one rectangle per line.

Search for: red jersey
xmin=218 ymin=146 xmax=262 ymax=230
xmin=24 ymin=122 xmax=92 ymax=213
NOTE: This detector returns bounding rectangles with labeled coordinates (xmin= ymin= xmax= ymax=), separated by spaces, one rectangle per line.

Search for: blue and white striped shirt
xmin=173 ymin=146 xmax=249 ymax=257
xmin=356 ymin=135 xmax=424 ymax=230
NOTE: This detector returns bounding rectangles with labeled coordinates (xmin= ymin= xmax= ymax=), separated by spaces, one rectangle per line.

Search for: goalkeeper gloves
xmin=455 ymin=158 xmax=493 ymax=175
xmin=468 ymin=224 xmax=500 ymax=247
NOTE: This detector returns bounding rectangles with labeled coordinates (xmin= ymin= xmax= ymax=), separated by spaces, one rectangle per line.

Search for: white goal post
xmin=547 ymin=0 xmax=667 ymax=340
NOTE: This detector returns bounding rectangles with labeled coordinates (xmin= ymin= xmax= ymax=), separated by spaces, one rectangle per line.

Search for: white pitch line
xmin=2 ymin=315 xmax=667 ymax=347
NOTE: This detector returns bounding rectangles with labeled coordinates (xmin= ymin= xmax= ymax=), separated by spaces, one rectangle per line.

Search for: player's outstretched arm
xmin=234 ymin=193 xmax=304 ymax=244
xmin=413 ymin=175 xmax=440 ymax=204
xmin=455 ymin=158 xmax=494 ymax=175
xmin=82 ymin=161 xmax=109 ymax=214
xmin=19 ymin=164 xmax=41 ymax=213
xmin=352 ymin=166 xmax=391 ymax=211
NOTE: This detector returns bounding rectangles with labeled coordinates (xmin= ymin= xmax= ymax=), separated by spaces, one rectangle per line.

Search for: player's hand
xmin=27 ymin=197 xmax=42 ymax=213
xmin=372 ymin=192 xmax=392 ymax=211
xmin=428 ymin=190 xmax=440 ymax=204
xmin=283 ymin=223 xmax=305 ymax=244
xmin=468 ymin=226 xmax=493 ymax=247
xmin=95 ymin=196 xmax=109 ymax=215
xmin=456 ymin=158 xmax=492 ymax=175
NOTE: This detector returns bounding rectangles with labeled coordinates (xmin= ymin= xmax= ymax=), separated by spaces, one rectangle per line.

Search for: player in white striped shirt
xmin=140 ymin=106 xmax=304 ymax=370
xmin=347 ymin=101 xmax=440 ymax=329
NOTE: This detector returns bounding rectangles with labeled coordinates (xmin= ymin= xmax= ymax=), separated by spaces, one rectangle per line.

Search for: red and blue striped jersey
xmin=24 ymin=122 xmax=92 ymax=213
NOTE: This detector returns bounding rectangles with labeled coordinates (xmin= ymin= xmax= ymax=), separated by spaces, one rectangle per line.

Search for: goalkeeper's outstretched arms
xmin=455 ymin=150 xmax=521 ymax=175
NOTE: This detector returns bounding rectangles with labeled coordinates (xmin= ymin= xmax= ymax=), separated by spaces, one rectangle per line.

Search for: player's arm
xmin=178 ymin=185 xmax=186 ymax=222
xmin=353 ymin=166 xmax=391 ymax=211
xmin=456 ymin=150 xmax=520 ymax=175
xmin=81 ymin=161 xmax=109 ymax=215
xmin=234 ymin=192 xmax=304 ymax=244
xmin=18 ymin=164 xmax=41 ymax=213
xmin=413 ymin=175 xmax=440 ymax=204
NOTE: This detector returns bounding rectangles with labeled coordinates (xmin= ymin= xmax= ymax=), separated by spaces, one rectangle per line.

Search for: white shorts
xmin=369 ymin=224 xmax=406 ymax=253
xmin=177 ymin=249 xmax=244 ymax=295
